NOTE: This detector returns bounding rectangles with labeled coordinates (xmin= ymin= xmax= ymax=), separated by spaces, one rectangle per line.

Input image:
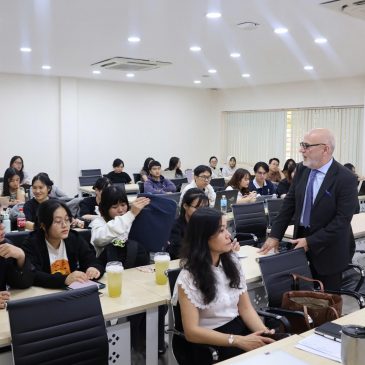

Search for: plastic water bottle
xmin=2 ymin=211 xmax=11 ymax=233
xmin=220 ymin=195 xmax=227 ymax=213
xmin=17 ymin=207 xmax=26 ymax=231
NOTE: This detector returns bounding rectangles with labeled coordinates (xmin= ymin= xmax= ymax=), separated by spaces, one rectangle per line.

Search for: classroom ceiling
xmin=1 ymin=0 xmax=365 ymax=89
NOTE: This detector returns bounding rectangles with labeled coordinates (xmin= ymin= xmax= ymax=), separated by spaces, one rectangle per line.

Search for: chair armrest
xmin=345 ymin=263 xmax=365 ymax=292
xmin=322 ymin=289 xmax=365 ymax=309
xmin=256 ymin=309 xmax=291 ymax=333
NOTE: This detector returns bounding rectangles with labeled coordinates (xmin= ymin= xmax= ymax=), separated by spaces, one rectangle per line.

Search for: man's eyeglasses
xmin=197 ymin=175 xmax=211 ymax=181
xmin=300 ymin=142 xmax=326 ymax=150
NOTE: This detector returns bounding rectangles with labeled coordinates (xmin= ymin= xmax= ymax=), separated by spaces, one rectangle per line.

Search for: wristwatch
xmin=228 ymin=334 xmax=235 ymax=345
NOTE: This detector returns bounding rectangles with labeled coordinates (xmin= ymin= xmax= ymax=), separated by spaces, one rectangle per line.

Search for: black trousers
xmin=297 ymin=226 xmax=342 ymax=291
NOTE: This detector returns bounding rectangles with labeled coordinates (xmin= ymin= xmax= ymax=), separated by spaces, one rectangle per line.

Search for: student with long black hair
xmin=9 ymin=155 xmax=31 ymax=186
xmin=2 ymin=167 xmax=26 ymax=205
xmin=172 ymin=208 xmax=274 ymax=364
xmin=165 ymin=156 xmax=184 ymax=178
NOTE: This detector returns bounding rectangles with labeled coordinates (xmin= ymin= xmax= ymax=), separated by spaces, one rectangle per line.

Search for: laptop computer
xmin=214 ymin=189 xmax=238 ymax=213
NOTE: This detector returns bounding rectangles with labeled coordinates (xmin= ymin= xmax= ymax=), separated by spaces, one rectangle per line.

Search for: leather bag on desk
xmin=281 ymin=274 xmax=342 ymax=333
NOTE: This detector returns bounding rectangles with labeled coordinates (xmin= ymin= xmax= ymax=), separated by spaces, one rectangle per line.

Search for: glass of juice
xmin=154 ymin=252 xmax=170 ymax=285
xmin=106 ymin=261 xmax=124 ymax=297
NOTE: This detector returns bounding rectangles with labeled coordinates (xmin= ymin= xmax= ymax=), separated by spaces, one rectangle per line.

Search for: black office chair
xmin=231 ymin=202 xmax=268 ymax=246
xmin=7 ymin=286 xmax=109 ymax=365
xmin=5 ymin=231 xmax=30 ymax=247
xmin=166 ymin=268 xmax=290 ymax=365
xmin=210 ymin=178 xmax=225 ymax=192
xmin=78 ymin=175 xmax=100 ymax=187
xmin=267 ymin=198 xmax=284 ymax=228
xmin=137 ymin=181 xmax=144 ymax=193
xmin=170 ymin=178 xmax=188 ymax=192
xmin=81 ymin=169 xmax=102 ymax=177
xmin=133 ymin=173 xmax=142 ymax=183
xmin=258 ymin=248 xmax=365 ymax=334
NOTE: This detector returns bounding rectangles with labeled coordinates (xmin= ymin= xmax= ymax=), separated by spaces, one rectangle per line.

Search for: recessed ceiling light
xmin=274 ymin=27 xmax=289 ymax=34
xmin=128 ymin=36 xmax=141 ymax=43
xmin=42 ymin=65 xmax=51 ymax=70
xmin=314 ymin=37 xmax=327 ymax=44
xmin=304 ymin=65 xmax=314 ymax=71
xmin=241 ymin=73 xmax=251 ymax=78
xmin=126 ymin=73 xmax=135 ymax=78
xmin=206 ymin=12 xmax=222 ymax=19
xmin=20 ymin=47 xmax=32 ymax=53
xmin=92 ymin=70 xmax=101 ymax=75
xmin=190 ymin=46 xmax=201 ymax=52
xmin=208 ymin=69 xmax=217 ymax=74
xmin=230 ymin=52 xmax=241 ymax=58
xmin=194 ymin=80 xmax=202 ymax=84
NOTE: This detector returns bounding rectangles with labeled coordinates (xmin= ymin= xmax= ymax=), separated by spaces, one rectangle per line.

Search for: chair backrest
xmin=267 ymin=198 xmax=284 ymax=227
xmin=81 ymin=169 xmax=102 ymax=177
xmin=7 ymin=286 xmax=108 ymax=365
xmin=231 ymin=202 xmax=268 ymax=242
xmin=166 ymin=268 xmax=183 ymax=331
xmin=5 ymin=231 xmax=30 ymax=247
xmin=210 ymin=178 xmax=225 ymax=189
xmin=170 ymin=178 xmax=188 ymax=192
xmin=137 ymin=181 xmax=144 ymax=193
xmin=258 ymin=248 xmax=313 ymax=307
xmin=129 ymin=194 xmax=177 ymax=252
xmin=157 ymin=192 xmax=182 ymax=204
xmin=133 ymin=173 xmax=142 ymax=183
xmin=78 ymin=175 xmax=100 ymax=187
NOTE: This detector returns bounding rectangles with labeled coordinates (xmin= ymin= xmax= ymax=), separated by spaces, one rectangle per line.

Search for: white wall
xmin=0 ymin=74 xmax=219 ymax=196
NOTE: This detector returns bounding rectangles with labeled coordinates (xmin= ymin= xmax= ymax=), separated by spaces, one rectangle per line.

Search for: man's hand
xmin=291 ymin=238 xmax=308 ymax=251
xmin=258 ymin=237 xmax=280 ymax=254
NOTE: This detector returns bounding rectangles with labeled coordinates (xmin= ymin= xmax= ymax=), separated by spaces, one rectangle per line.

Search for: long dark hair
xmin=2 ymin=168 xmax=21 ymax=196
xmin=99 ymin=185 xmax=130 ymax=222
xmin=37 ymin=200 xmax=72 ymax=234
xmin=180 ymin=208 xmax=241 ymax=305
xmin=180 ymin=188 xmax=209 ymax=220
xmin=9 ymin=156 xmax=25 ymax=183
xmin=282 ymin=159 xmax=296 ymax=177
xmin=226 ymin=168 xmax=251 ymax=196
xmin=166 ymin=157 xmax=183 ymax=177
xmin=141 ymin=157 xmax=154 ymax=173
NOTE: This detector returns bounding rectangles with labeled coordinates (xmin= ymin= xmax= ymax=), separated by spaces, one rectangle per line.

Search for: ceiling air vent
xmin=91 ymin=57 xmax=172 ymax=72
xmin=320 ymin=0 xmax=365 ymax=20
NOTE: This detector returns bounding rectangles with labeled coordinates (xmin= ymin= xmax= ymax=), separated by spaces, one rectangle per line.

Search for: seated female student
xmin=2 ymin=168 xmax=26 ymax=206
xmin=167 ymin=188 xmax=209 ymax=260
xmin=248 ymin=162 xmax=276 ymax=196
xmin=172 ymin=208 xmax=274 ymax=364
xmin=23 ymin=172 xmax=53 ymax=230
xmin=226 ymin=169 xmax=257 ymax=204
xmin=79 ymin=177 xmax=111 ymax=223
xmin=22 ymin=200 xmax=104 ymax=289
xmin=222 ymin=156 xmax=238 ymax=178
xmin=209 ymin=156 xmax=223 ymax=178
xmin=0 ymin=221 xmax=34 ymax=309
xmin=9 ymin=155 xmax=31 ymax=186
xmin=276 ymin=163 xmax=296 ymax=198
xmin=144 ymin=160 xmax=177 ymax=194
xmin=140 ymin=157 xmax=154 ymax=182
xmin=90 ymin=185 xmax=150 ymax=267
xmin=282 ymin=158 xmax=296 ymax=180
xmin=180 ymin=165 xmax=216 ymax=207
xmin=106 ymin=158 xmax=132 ymax=184
xmin=165 ymin=156 xmax=184 ymax=178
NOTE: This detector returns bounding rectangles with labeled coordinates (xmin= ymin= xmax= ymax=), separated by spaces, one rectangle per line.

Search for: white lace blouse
xmin=172 ymin=256 xmax=247 ymax=329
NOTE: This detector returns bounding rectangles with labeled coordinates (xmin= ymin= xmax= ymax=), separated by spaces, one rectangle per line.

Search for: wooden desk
xmin=284 ymin=212 xmax=365 ymax=239
xmin=80 ymin=183 xmax=139 ymax=195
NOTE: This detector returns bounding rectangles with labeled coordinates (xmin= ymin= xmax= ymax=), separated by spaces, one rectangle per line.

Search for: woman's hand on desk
xmin=86 ymin=267 xmax=101 ymax=280
xmin=0 ymin=291 xmax=10 ymax=309
xmin=234 ymin=330 xmax=275 ymax=351
xmin=65 ymin=270 xmax=88 ymax=286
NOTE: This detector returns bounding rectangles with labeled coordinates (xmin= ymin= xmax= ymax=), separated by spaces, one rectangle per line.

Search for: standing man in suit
xmin=260 ymin=128 xmax=358 ymax=290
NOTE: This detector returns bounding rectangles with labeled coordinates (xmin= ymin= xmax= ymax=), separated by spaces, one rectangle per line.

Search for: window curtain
xmin=222 ymin=111 xmax=286 ymax=167
xmin=289 ymin=107 xmax=364 ymax=167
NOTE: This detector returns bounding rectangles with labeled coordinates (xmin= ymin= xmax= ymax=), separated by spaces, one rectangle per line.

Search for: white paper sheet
xmin=229 ymin=350 xmax=309 ymax=365
xmin=296 ymin=334 xmax=341 ymax=363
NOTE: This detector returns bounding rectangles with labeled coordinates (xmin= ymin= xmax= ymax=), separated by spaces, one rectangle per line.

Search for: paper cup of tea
xmin=154 ymin=252 xmax=170 ymax=285
xmin=106 ymin=261 xmax=124 ymax=297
